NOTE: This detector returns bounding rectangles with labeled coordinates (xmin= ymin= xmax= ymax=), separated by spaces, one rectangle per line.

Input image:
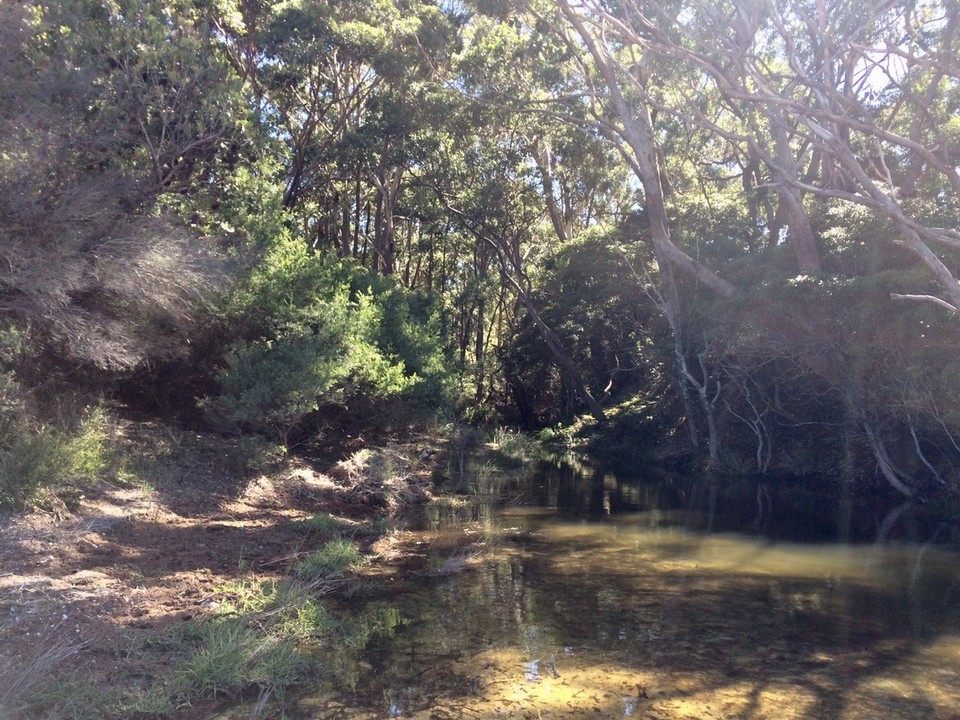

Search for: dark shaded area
xmin=502 ymin=459 xmax=959 ymax=546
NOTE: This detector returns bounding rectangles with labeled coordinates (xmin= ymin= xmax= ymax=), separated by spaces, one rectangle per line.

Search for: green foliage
xmin=63 ymin=407 xmax=110 ymax=483
xmin=216 ymin=579 xmax=340 ymax=643
xmin=0 ymin=325 xmax=27 ymax=438
xmin=290 ymin=513 xmax=357 ymax=537
xmin=356 ymin=271 xmax=455 ymax=408
xmin=295 ymin=539 xmax=367 ymax=580
xmin=0 ymin=407 xmax=109 ymax=511
xmin=490 ymin=427 xmax=541 ymax=467
xmin=504 ymin=232 xmax=667 ymax=426
xmin=0 ymin=324 xmax=114 ymax=510
xmin=210 ymin=235 xmax=451 ymax=441
xmin=172 ymin=619 xmax=307 ymax=701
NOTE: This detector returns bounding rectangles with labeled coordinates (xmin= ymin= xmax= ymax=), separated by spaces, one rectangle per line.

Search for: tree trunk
xmin=558 ymin=0 xmax=737 ymax=299
xmin=768 ymin=109 xmax=822 ymax=273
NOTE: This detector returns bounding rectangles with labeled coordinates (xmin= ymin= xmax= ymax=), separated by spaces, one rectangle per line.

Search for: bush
xmin=209 ymin=236 xmax=451 ymax=442
xmin=0 ymin=407 xmax=109 ymax=511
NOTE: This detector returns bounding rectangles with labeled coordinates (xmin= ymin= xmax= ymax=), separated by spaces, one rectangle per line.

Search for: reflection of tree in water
xmin=309 ymin=461 xmax=960 ymax=718
xmin=333 ymin=514 xmax=960 ymax=719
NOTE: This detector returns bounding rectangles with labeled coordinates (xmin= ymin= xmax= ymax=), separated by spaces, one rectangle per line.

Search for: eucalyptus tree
xmin=425 ymin=113 xmax=613 ymax=419
xmin=648 ymin=0 xmax=960 ymax=494
xmin=645 ymin=0 xmax=960 ymax=312
xmin=216 ymin=0 xmax=461 ymax=276
xmin=472 ymin=0 xmax=737 ymax=465
xmin=548 ymin=0 xmax=960 ymax=496
xmin=438 ymin=5 xmax=653 ymax=421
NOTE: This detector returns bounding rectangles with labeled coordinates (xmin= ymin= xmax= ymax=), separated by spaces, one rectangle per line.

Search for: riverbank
xmin=0 ymin=420 xmax=449 ymax=719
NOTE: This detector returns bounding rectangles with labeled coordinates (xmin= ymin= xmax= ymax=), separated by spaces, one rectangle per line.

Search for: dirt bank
xmin=0 ymin=423 xmax=444 ymax=719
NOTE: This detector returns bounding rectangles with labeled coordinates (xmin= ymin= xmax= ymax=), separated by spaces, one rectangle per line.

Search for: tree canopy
xmin=2 ymin=0 xmax=960 ymax=505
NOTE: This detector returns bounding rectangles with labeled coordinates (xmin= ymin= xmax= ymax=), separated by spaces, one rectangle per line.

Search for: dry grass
xmin=0 ymin=633 xmax=87 ymax=716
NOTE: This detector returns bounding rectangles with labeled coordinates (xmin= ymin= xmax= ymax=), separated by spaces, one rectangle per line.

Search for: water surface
xmin=281 ymin=461 xmax=960 ymax=718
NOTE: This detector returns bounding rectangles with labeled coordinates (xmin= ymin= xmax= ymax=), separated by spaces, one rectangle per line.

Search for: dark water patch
xmin=511 ymin=458 xmax=958 ymax=545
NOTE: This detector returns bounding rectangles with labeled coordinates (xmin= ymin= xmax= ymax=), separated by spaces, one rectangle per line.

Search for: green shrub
xmin=0 ymin=407 xmax=109 ymax=510
xmin=209 ymin=237 xmax=452 ymax=442
xmin=0 ymin=323 xmax=110 ymax=509
xmin=63 ymin=406 xmax=109 ymax=482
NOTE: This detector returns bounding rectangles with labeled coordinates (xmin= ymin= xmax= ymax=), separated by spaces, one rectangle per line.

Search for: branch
xmin=863 ymin=422 xmax=914 ymax=498
xmin=889 ymin=293 xmax=958 ymax=313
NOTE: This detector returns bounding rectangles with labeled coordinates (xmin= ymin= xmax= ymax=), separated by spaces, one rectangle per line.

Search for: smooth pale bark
xmin=370 ymin=165 xmax=403 ymax=275
xmin=558 ymin=0 xmax=737 ymax=299
xmin=532 ymin=140 xmax=575 ymax=243
xmin=768 ymin=109 xmax=822 ymax=273
xmin=804 ymin=120 xmax=960 ymax=312
xmin=863 ymin=423 xmax=915 ymax=498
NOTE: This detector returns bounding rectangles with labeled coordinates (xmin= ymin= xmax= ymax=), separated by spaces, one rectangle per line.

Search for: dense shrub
xmin=0 ymin=407 xmax=109 ymax=511
xmin=207 ymin=235 xmax=451 ymax=442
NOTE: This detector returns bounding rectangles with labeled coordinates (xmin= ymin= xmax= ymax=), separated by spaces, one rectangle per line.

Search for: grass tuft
xmin=0 ymin=635 xmax=87 ymax=717
xmin=295 ymin=539 xmax=367 ymax=580
xmin=171 ymin=619 xmax=308 ymax=701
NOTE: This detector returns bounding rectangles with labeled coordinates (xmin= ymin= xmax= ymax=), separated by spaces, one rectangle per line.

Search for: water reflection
xmin=294 ymin=460 xmax=960 ymax=719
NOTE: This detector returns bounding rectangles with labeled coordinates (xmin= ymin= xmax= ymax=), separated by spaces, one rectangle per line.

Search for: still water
xmin=283 ymin=461 xmax=960 ymax=718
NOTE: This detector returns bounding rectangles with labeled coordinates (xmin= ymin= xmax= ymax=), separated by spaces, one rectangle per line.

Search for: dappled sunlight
xmin=662 ymin=679 xmax=819 ymax=720
xmin=287 ymin=505 xmax=960 ymax=718
xmin=836 ymin=634 xmax=960 ymax=719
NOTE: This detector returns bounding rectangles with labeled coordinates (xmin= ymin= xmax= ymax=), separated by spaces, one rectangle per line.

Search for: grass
xmin=0 ymin=527 xmax=381 ymax=719
xmin=113 ymin=581 xmax=334 ymax=716
xmin=0 ymin=635 xmax=88 ymax=718
xmin=130 ymin=554 xmax=389 ymax=715
xmin=217 ymin=579 xmax=339 ymax=641
xmin=288 ymin=513 xmax=391 ymax=543
xmin=0 ymin=409 xmax=410 ymax=719
xmin=489 ymin=427 xmax=542 ymax=468
xmin=295 ymin=539 xmax=368 ymax=580
xmin=289 ymin=512 xmax=357 ymax=537
xmin=172 ymin=620 xmax=308 ymax=701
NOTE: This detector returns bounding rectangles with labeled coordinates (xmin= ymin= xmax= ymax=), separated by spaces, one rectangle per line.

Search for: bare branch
xmin=890 ymin=293 xmax=958 ymax=313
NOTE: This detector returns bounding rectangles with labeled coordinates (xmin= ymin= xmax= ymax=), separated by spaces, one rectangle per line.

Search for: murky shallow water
xmin=231 ymin=461 xmax=960 ymax=719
